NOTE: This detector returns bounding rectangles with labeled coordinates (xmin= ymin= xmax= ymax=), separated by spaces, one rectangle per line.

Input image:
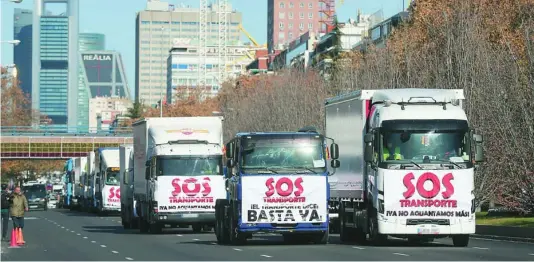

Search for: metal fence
xmin=0 ymin=126 xmax=133 ymax=137
xmin=0 ymin=136 xmax=134 ymax=159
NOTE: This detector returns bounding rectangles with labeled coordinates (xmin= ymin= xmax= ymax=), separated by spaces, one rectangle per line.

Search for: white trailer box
xmin=120 ymin=144 xmax=137 ymax=228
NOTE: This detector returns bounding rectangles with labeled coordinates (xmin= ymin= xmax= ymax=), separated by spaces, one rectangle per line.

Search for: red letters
xmin=108 ymin=187 xmax=120 ymax=199
xmin=171 ymin=177 xmax=212 ymax=197
xmin=264 ymin=177 xmax=305 ymax=203
xmin=402 ymin=172 xmax=455 ymax=199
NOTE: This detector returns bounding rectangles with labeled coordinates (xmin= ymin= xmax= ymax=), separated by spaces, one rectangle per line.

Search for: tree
xmin=125 ymin=100 xmax=145 ymax=120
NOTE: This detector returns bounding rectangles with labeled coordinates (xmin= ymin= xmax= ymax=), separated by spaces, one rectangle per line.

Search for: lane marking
xmin=61 ymin=226 xmax=65 ymax=228
xmin=100 ymin=245 xmax=107 ymax=248
xmin=77 ymin=233 xmax=81 ymax=236
xmin=352 ymin=246 xmax=365 ymax=250
xmin=112 ymin=251 xmax=119 ymax=254
xmin=176 ymin=234 xmax=183 ymax=237
xmin=473 ymin=247 xmax=489 ymax=250
xmin=233 ymin=248 xmax=242 ymax=251
xmin=260 ymin=255 xmax=272 ymax=258
xmin=83 ymin=237 xmax=88 ymax=239
xmin=393 ymin=253 xmax=409 ymax=256
xmin=192 ymin=239 xmax=200 ymax=241
xmin=91 ymin=241 xmax=97 ymax=243
xmin=528 ymin=253 xmax=534 ymax=256
xmin=210 ymin=242 xmax=217 ymax=245
xmin=472 ymin=236 xmax=534 ymax=244
xmin=125 ymin=257 xmax=134 ymax=260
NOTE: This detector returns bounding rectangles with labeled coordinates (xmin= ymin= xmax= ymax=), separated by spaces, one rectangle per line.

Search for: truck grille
xmin=406 ymin=219 xmax=450 ymax=225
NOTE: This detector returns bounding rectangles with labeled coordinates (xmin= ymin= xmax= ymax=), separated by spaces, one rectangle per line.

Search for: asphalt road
xmin=2 ymin=209 xmax=534 ymax=261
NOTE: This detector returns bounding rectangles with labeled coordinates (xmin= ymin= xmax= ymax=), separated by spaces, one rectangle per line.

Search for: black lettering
xmin=248 ymin=210 xmax=257 ymax=221
xmin=308 ymin=210 xmax=320 ymax=222
xmin=258 ymin=210 xmax=268 ymax=222
xmin=251 ymin=204 xmax=259 ymax=209
xmin=299 ymin=210 xmax=309 ymax=220
xmin=284 ymin=210 xmax=295 ymax=222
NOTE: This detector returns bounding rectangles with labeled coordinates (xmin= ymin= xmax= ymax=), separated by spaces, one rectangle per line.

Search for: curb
xmin=472 ymin=234 xmax=534 ymax=243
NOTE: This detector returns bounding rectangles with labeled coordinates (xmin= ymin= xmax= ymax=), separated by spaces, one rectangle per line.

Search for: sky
xmin=1 ymin=0 xmax=405 ymax=97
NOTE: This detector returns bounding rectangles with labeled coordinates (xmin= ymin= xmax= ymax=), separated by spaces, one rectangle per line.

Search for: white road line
xmin=393 ymin=253 xmax=409 ymax=257
xmin=233 ymin=248 xmax=242 ymax=251
xmin=528 ymin=253 xmax=534 ymax=256
xmin=61 ymin=226 xmax=65 ymax=228
xmin=83 ymin=236 xmax=88 ymax=239
xmin=352 ymin=246 xmax=365 ymax=250
xmin=176 ymin=234 xmax=183 ymax=237
xmin=76 ymin=233 xmax=81 ymax=236
xmin=91 ymin=241 xmax=97 ymax=243
xmin=100 ymin=245 xmax=107 ymax=248
xmin=125 ymin=257 xmax=134 ymax=260
xmin=192 ymin=239 xmax=200 ymax=241
xmin=260 ymin=255 xmax=272 ymax=258
xmin=111 ymin=251 xmax=119 ymax=254
xmin=210 ymin=242 xmax=217 ymax=245
xmin=473 ymin=247 xmax=489 ymax=250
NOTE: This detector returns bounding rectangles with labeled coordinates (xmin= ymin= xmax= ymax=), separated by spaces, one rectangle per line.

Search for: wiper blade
xmin=400 ymin=161 xmax=423 ymax=170
xmin=291 ymin=167 xmax=317 ymax=174
xmin=443 ymin=161 xmax=462 ymax=169
xmin=254 ymin=167 xmax=279 ymax=174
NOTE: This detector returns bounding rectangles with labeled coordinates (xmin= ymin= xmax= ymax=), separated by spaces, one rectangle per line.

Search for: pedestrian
xmin=1 ymin=184 xmax=12 ymax=241
xmin=10 ymin=186 xmax=28 ymax=244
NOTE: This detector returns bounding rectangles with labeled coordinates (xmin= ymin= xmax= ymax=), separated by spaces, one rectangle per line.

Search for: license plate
xmin=182 ymin=214 xmax=198 ymax=218
xmin=30 ymin=205 xmax=38 ymax=208
xmin=417 ymin=226 xmax=440 ymax=234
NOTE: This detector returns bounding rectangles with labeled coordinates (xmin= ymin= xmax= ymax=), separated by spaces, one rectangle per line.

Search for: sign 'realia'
xmin=241 ymin=175 xmax=328 ymax=224
xmin=83 ymin=54 xmax=112 ymax=61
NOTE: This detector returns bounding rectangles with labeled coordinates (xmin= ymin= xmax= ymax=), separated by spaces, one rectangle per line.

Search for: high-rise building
xmin=77 ymin=33 xmax=106 ymax=130
xmin=80 ymin=51 xmax=131 ymax=99
xmin=135 ymin=0 xmax=242 ymax=106
xmin=32 ymin=0 xmax=79 ymax=129
xmin=267 ymin=0 xmax=322 ymax=53
xmin=13 ymin=8 xmax=33 ymax=98
xmin=79 ymin=33 xmax=105 ymax=51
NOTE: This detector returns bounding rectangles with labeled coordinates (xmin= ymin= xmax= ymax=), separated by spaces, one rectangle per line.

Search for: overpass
xmin=1 ymin=126 xmax=133 ymax=159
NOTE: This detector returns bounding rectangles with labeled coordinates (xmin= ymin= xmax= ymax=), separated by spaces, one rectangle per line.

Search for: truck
xmin=73 ymin=157 xmax=87 ymax=210
xmin=120 ymin=144 xmax=139 ymax=229
xmin=133 ymin=117 xmax=225 ymax=234
xmin=215 ymin=127 xmax=339 ymax=245
xmin=83 ymin=151 xmax=97 ymax=212
xmin=324 ymin=89 xmax=484 ymax=247
xmin=64 ymin=158 xmax=75 ymax=208
xmin=94 ymin=147 xmax=121 ymax=214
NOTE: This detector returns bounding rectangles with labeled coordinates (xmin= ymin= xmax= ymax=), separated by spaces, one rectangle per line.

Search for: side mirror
xmin=364 ymin=142 xmax=374 ymax=163
xmin=330 ymin=143 xmax=339 ymax=160
xmin=227 ymin=159 xmax=235 ymax=168
xmin=364 ymin=133 xmax=374 ymax=143
xmin=225 ymin=143 xmax=233 ymax=158
xmin=330 ymin=159 xmax=340 ymax=168
xmin=124 ymin=171 xmax=129 ymax=185
xmin=473 ymin=134 xmax=484 ymax=162
xmin=145 ymin=160 xmax=151 ymax=167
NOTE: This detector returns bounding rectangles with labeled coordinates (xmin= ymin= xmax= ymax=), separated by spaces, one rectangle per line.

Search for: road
xmin=1 ymin=209 xmax=534 ymax=261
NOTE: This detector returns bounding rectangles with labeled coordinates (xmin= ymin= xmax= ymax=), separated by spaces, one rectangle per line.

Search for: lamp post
xmin=160 ymin=26 xmax=166 ymax=118
xmin=1 ymin=0 xmax=23 ymax=3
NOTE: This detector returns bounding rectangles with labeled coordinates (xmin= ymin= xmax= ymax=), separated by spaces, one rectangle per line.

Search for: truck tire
xmin=215 ymin=199 xmax=229 ymax=244
xmin=192 ymin=224 xmax=202 ymax=233
xmin=123 ymin=220 xmax=131 ymax=229
xmin=131 ymin=218 xmax=139 ymax=229
xmin=452 ymin=235 xmax=469 ymax=247
xmin=228 ymin=202 xmax=246 ymax=245
xmin=313 ymin=229 xmax=329 ymax=244
xmin=339 ymin=201 xmax=350 ymax=242
xmin=368 ymin=210 xmax=387 ymax=245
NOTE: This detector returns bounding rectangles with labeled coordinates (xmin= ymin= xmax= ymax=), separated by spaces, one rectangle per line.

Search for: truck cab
xmin=95 ymin=147 xmax=121 ymax=214
xmin=215 ymin=128 xmax=340 ymax=245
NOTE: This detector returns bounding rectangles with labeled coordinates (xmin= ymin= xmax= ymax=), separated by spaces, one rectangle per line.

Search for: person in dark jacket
xmin=1 ymin=184 xmax=12 ymax=241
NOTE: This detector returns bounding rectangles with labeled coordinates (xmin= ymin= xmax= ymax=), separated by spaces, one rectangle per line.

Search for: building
xmin=13 ymin=8 xmax=33 ymax=99
xmin=77 ymin=34 xmax=107 ymax=130
xmin=80 ymin=51 xmax=131 ymax=99
xmin=31 ymin=0 xmax=79 ymax=129
xmin=88 ymin=97 xmax=132 ymax=132
xmin=79 ymin=33 xmax=105 ymax=51
xmin=267 ymin=0 xmax=323 ymax=53
xmin=135 ymin=0 xmax=242 ymax=106
xmin=166 ymin=40 xmax=254 ymax=104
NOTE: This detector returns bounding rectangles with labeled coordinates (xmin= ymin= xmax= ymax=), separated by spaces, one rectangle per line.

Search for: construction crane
xmin=198 ymin=0 xmax=208 ymax=89
xmin=238 ymin=24 xmax=266 ymax=48
xmin=217 ymin=0 xmax=229 ymax=85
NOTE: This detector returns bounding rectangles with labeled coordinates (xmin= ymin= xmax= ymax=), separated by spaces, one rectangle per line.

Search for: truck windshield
xmin=105 ymin=171 xmax=120 ymax=185
xmin=156 ymin=157 xmax=222 ymax=176
xmin=240 ymin=134 xmax=326 ymax=173
xmin=380 ymin=120 xmax=471 ymax=167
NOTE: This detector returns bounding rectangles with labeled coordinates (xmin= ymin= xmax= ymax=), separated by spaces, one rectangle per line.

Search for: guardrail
xmin=475 ymin=225 xmax=534 ymax=242
xmin=0 ymin=126 xmax=133 ymax=136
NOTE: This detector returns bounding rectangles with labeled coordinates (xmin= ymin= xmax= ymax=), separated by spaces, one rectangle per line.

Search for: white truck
xmin=133 ymin=117 xmax=225 ymax=234
xmin=73 ymin=157 xmax=87 ymax=209
xmin=83 ymin=151 xmax=96 ymax=211
xmin=94 ymin=147 xmax=121 ymax=214
xmin=325 ymin=89 xmax=484 ymax=247
xmin=120 ymin=144 xmax=139 ymax=229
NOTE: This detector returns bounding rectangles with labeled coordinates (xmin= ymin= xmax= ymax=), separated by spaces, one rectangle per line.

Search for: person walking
xmin=1 ymin=184 xmax=12 ymax=241
xmin=10 ymin=186 xmax=28 ymax=245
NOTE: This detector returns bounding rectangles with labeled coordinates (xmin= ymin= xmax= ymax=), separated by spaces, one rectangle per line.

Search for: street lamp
xmin=0 ymin=40 xmax=21 ymax=46
xmin=160 ymin=26 xmax=166 ymax=118
xmin=1 ymin=0 xmax=23 ymax=3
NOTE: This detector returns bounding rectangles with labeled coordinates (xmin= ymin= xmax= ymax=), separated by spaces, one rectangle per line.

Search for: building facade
xmin=80 ymin=51 xmax=131 ymax=99
xmin=166 ymin=41 xmax=253 ymax=104
xmin=267 ymin=0 xmax=322 ymax=53
xmin=88 ymin=97 xmax=132 ymax=132
xmin=31 ymin=0 xmax=79 ymax=129
xmin=79 ymin=33 xmax=105 ymax=51
xmin=135 ymin=0 xmax=242 ymax=106
xmin=77 ymin=33 xmax=107 ymax=130
xmin=13 ymin=8 xmax=33 ymax=99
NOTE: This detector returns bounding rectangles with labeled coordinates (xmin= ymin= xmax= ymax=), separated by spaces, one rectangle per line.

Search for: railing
xmin=0 ymin=126 xmax=133 ymax=136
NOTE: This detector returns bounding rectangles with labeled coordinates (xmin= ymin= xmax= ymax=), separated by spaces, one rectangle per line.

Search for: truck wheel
xmin=139 ymin=218 xmax=149 ymax=233
xmin=312 ymin=229 xmax=329 ymax=244
xmin=368 ymin=210 xmax=387 ymax=245
xmin=123 ymin=220 xmax=131 ymax=229
xmin=339 ymin=202 xmax=350 ymax=242
xmin=192 ymin=224 xmax=202 ymax=233
xmin=228 ymin=205 xmax=246 ymax=245
xmin=215 ymin=199 xmax=229 ymax=244
xmin=452 ymin=235 xmax=469 ymax=247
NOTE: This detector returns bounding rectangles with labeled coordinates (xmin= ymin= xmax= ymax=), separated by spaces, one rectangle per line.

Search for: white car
xmin=47 ymin=197 xmax=58 ymax=209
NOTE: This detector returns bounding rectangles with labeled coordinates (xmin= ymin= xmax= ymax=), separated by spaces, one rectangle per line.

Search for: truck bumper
xmin=378 ymin=214 xmax=476 ymax=236
xmin=238 ymin=222 xmax=329 ymax=234
xmin=103 ymin=206 xmax=121 ymax=212
xmin=154 ymin=212 xmax=215 ymax=224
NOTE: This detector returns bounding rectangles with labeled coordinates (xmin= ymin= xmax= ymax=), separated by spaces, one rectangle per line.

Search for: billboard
xmin=82 ymin=54 xmax=114 ymax=83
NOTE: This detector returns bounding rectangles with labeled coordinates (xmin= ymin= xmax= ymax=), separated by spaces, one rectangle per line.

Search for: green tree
xmin=125 ymin=101 xmax=144 ymax=119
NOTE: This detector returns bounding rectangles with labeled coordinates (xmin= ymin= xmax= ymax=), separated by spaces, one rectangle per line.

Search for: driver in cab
xmin=383 ymin=137 xmax=404 ymax=161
